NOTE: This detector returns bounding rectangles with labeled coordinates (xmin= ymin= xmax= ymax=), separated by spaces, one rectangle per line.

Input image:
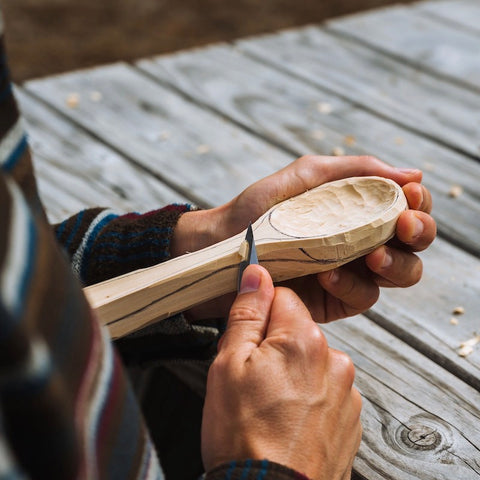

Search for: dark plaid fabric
xmin=0 ymin=9 xmax=305 ymax=480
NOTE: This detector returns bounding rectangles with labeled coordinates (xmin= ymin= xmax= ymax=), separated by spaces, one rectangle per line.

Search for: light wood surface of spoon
xmin=84 ymin=176 xmax=407 ymax=338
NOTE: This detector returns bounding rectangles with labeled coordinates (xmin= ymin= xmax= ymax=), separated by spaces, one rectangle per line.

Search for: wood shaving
xmin=66 ymin=93 xmax=80 ymax=108
xmin=89 ymin=91 xmax=103 ymax=102
xmin=158 ymin=131 xmax=171 ymax=141
xmin=423 ymin=162 xmax=435 ymax=172
xmin=460 ymin=334 xmax=480 ymax=348
xmin=196 ymin=144 xmax=211 ymax=154
xmin=238 ymin=240 xmax=249 ymax=260
xmin=448 ymin=185 xmax=463 ymax=198
xmin=344 ymin=135 xmax=356 ymax=146
xmin=458 ymin=345 xmax=473 ymax=357
xmin=458 ymin=334 xmax=480 ymax=357
xmin=311 ymin=130 xmax=325 ymax=140
xmin=317 ymin=102 xmax=332 ymax=114
xmin=331 ymin=147 xmax=345 ymax=156
xmin=452 ymin=306 xmax=465 ymax=315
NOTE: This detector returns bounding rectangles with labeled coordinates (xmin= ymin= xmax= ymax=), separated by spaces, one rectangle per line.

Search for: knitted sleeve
xmin=205 ymin=460 xmax=311 ymax=480
xmin=54 ymin=204 xmax=197 ymax=287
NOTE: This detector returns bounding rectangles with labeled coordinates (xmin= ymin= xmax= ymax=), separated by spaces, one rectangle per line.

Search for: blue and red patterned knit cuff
xmin=204 ymin=459 xmax=311 ymax=480
xmin=54 ymin=203 xmax=197 ymax=286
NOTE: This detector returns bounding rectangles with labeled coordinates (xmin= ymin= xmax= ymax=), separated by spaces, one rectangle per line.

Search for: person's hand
xmin=172 ymin=155 xmax=436 ymax=322
xmin=201 ymin=264 xmax=362 ymax=479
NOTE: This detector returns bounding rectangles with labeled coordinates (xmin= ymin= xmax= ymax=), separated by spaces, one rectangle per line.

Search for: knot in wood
xmin=400 ymin=424 xmax=442 ymax=450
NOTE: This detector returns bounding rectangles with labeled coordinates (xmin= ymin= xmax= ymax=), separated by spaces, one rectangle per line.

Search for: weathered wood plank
xmin=327 ymin=3 xmax=480 ymax=91
xmin=24 ymin=63 xmax=293 ymax=209
xmin=373 ymin=235 xmax=480 ymax=384
xmin=235 ymin=26 xmax=480 ymax=159
xmin=16 ymin=88 xmax=188 ymax=223
xmin=324 ymin=315 xmax=480 ymax=479
xmin=137 ymin=44 xmax=480 ymax=257
xmin=136 ymin=45 xmax=480 ymax=384
xmin=417 ymin=0 xmax=480 ymax=35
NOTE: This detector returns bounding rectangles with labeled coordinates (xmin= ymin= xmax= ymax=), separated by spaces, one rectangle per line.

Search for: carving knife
xmin=237 ymin=223 xmax=259 ymax=291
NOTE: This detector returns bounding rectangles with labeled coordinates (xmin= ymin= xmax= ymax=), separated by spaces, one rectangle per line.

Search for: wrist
xmin=170 ymin=204 xmax=229 ymax=257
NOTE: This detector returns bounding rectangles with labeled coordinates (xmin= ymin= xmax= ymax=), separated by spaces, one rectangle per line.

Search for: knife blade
xmin=237 ymin=223 xmax=258 ymax=292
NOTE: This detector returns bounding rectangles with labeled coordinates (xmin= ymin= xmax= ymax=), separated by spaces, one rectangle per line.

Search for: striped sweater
xmin=0 ymin=9 xmax=307 ymax=480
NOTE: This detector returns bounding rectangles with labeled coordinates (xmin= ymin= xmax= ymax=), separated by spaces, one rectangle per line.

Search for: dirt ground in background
xmin=2 ymin=0 xmax=414 ymax=82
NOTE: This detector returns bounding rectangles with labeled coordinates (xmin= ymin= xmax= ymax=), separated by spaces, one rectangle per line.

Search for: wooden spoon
xmin=84 ymin=176 xmax=407 ymax=339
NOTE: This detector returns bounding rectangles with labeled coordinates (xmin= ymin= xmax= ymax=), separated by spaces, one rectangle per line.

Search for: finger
xmin=265 ymin=286 xmax=328 ymax=355
xmin=219 ymin=264 xmax=275 ymax=355
xmin=395 ymin=210 xmax=437 ymax=251
xmin=317 ymin=267 xmax=380 ymax=319
xmin=365 ymin=245 xmax=423 ymax=288
xmin=292 ymin=155 xmax=423 ymax=188
xmin=402 ymin=182 xmax=433 ymax=213
xmin=245 ymin=155 xmax=423 ymax=212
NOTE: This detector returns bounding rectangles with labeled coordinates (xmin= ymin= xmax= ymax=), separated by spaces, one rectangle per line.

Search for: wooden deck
xmin=17 ymin=0 xmax=480 ymax=477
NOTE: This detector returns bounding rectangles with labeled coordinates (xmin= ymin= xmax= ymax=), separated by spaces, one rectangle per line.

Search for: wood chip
xmin=196 ymin=144 xmax=211 ymax=154
xmin=311 ymin=130 xmax=325 ymax=140
xmin=331 ymin=147 xmax=345 ymax=156
xmin=458 ymin=334 xmax=480 ymax=357
xmin=66 ymin=93 xmax=80 ymax=108
xmin=452 ymin=306 xmax=465 ymax=315
xmin=89 ymin=91 xmax=103 ymax=102
xmin=448 ymin=185 xmax=463 ymax=198
xmin=317 ymin=102 xmax=332 ymax=114
xmin=423 ymin=162 xmax=435 ymax=172
xmin=158 ymin=131 xmax=171 ymax=141
xmin=450 ymin=317 xmax=459 ymax=325
xmin=343 ymin=135 xmax=356 ymax=146
xmin=460 ymin=334 xmax=480 ymax=348
xmin=458 ymin=345 xmax=473 ymax=357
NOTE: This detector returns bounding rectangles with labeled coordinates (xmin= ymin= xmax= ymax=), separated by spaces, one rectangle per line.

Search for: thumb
xmin=218 ymin=264 xmax=275 ymax=356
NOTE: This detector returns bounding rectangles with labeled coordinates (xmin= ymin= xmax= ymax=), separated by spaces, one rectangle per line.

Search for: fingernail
xmin=239 ymin=266 xmax=261 ymax=294
xmin=328 ymin=268 xmax=340 ymax=283
xmin=382 ymin=249 xmax=393 ymax=268
xmin=397 ymin=167 xmax=420 ymax=174
xmin=412 ymin=217 xmax=424 ymax=238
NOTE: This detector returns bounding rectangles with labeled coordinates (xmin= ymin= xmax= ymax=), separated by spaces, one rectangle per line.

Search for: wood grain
xmin=417 ymin=0 xmax=480 ymax=35
xmin=236 ymin=26 xmax=480 ymax=159
xmin=16 ymin=88 xmax=188 ymax=223
xmin=327 ymin=3 xmax=480 ymax=91
xmin=85 ymin=176 xmax=406 ymax=338
xmin=24 ymin=63 xmax=293 ymax=208
xmin=323 ymin=315 xmax=480 ymax=479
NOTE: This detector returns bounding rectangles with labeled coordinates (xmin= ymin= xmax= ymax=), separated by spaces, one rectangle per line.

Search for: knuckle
xmin=210 ymin=351 xmax=230 ymax=374
xmin=299 ymin=325 xmax=328 ymax=359
xmin=352 ymin=386 xmax=363 ymax=416
xmin=229 ymin=304 xmax=264 ymax=324
xmin=331 ymin=349 xmax=356 ymax=385
xmin=360 ymin=155 xmax=380 ymax=168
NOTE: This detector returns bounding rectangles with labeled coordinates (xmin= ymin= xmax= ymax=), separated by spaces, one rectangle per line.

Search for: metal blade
xmin=237 ymin=223 xmax=258 ymax=291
